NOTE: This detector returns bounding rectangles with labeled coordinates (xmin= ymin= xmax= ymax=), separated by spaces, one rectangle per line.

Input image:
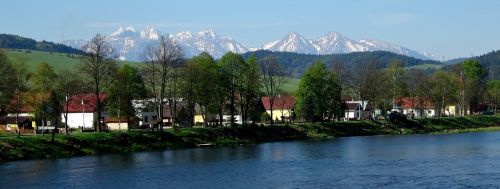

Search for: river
xmin=2 ymin=132 xmax=500 ymax=188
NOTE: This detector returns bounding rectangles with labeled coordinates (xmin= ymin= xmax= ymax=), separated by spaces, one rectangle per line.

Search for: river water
xmin=2 ymin=132 xmax=500 ymax=188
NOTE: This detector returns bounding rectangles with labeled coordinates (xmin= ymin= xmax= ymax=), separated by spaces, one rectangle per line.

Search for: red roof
xmin=397 ymin=97 xmax=432 ymax=109
xmin=64 ymin=94 xmax=108 ymax=113
xmin=261 ymin=96 xmax=296 ymax=110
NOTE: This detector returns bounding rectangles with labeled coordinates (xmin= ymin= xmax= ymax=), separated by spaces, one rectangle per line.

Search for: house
xmin=132 ymin=99 xmax=160 ymax=127
xmin=261 ymin=95 xmax=296 ymax=122
xmin=61 ymin=94 xmax=108 ymax=129
xmin=0 ymin=116 xmax=34 ymax=133
xmin=396 ymin=97 xmax=435 ymax=118
xmin=104 ymin=117 xmax=140 ymax=130
xmin=344 ymin=100 xmax=372 ymax=120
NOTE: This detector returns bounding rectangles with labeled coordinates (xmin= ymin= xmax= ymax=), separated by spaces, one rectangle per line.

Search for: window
xmin=152 ymin=116 xmax=157 ymax=121
xmin=144 ymin=116 xmax=149 ymax=123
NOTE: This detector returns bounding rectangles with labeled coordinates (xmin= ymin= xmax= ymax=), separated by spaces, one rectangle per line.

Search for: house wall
xmin=194 ymin=115 xmax=204 ymax=124
xmin=7 ymin=113 xmax=34 ymax=117
xmin=62 ymin=112 xmax=95 ymax=128
xmin=137 ymin=112 xmax=157 ymax=126
xmin=265 ymin=109 xmax=292 ymax=121
xmin=107 ymin=122 xmax=129 ymax=131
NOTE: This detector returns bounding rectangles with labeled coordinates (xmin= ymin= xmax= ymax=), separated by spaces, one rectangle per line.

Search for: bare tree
xmin=143 ymin=35 xmax=183 ymax=130
xmin=56 ymin=69 xmax=84 ymax=134
xmin=80 ymin=34 xmax=117 ymax=131
xmin=259 ymin=56 xmax=285 ymax=126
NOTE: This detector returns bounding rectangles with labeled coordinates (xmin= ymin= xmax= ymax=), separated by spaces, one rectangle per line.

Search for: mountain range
xmin=63 ymin=26 xmax=447 ymax=61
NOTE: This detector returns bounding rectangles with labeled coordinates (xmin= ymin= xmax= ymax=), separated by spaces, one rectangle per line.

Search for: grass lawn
xmin=3 ymin=48 xmax=142 ymax=71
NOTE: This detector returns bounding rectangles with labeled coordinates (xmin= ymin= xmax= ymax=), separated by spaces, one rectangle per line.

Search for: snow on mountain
xmin=313 ymin=32 xmax=368 ymax=54
xmin=63 ymin=26 xmax=446 ymax=61
xmin=262 ymin=32 xmax=317 ymax=54
xmin=172 ymin=29 xmax=249 ymax=58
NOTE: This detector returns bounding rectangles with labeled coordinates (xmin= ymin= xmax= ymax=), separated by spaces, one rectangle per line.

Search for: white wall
xmin=62 ymin=112 xmax=95 ymax=129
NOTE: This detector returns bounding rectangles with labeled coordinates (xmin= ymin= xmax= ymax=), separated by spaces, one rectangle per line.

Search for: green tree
xmin=0 ymin=50 xmax=16 ymax=115
xmin=241 ymin=55 xmax=261 ymax=125
xmin=487 ymin=80 xmax=500 ymax=113
xmin=108 ymin=65 xmax=146 ymax=131
xmin=296 ymin=62 xmax=342 ymax=122
xmin=219 ymin=52 xmax=246 ymax=126
xmin=31 ymin=62 xmax=58 ymax=135
xmin=462 ymin=59 xmax=485 ymax=114
xmin=429 ymin=71 xmax=458 ymax=117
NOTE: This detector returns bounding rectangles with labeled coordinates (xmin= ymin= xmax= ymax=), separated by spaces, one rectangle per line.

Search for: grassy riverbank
xmin=2 ymin=115 xmax=500 ymax=162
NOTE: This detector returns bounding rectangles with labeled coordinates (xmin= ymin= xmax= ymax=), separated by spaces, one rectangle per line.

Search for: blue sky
xmin=1 ymin=0 xmax=500 ymax=58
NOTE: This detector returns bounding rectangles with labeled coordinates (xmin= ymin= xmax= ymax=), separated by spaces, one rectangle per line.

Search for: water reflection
xmin=3 ymin=132 xmax=500 ymax=188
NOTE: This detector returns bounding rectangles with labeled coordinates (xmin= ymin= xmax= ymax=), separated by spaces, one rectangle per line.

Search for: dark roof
xmin=346 ymin=103 xmax=361 ymax=111
xmin=0 ymin=116 xmax=32 ymax=124
xmin=261 ymin=96 xmax=296 ymax=110
xmin=64 ymin=94 xmax=108 ymax=113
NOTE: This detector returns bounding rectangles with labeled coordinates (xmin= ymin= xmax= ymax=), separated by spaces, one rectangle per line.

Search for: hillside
xmin=3 ymin=49 xmax=141 ymax=71
xmin=0 ymin=34 xmax=83 ymax=54
xmin=241 ymin=50 xmax=443 ymax=77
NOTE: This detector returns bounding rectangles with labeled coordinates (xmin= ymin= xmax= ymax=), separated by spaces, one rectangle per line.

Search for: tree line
xmin=1 ymin=33 xmax=499 ymax=136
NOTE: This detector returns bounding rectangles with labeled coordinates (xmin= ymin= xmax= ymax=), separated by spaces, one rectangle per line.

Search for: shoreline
xmin=2 ymin=115 xmax=500 ymax=163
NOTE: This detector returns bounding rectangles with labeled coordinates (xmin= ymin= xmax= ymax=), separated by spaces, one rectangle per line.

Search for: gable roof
xmin=261 ymin=95 xmax=296 ymax=110
xmin=346 ymin=102 xmax=361 ymax=111
xmin=397 ymin=97 xmax=432 ymax=109
xmin=64 ymin=94 xmax=108 ymax=113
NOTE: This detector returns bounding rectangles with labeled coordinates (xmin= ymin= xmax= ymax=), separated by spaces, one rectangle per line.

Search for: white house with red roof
xmin=61 ymin=94 xmax=108 ymax=129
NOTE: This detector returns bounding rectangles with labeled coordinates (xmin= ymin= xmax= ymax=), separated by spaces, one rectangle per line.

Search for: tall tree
xmin=487 ymin=80 xmax=500 ymax=113
xmin=31 ymin=62 xmax=58 ymax=135
xmin=12 ymin=58 xmax=30 ymax=136
xmin=0 ymin=50 xmax=16 ymax=115
xmin=241 ymin=55 xmax=261 ymax=126
xmin=80 ymin=34 xmax=117 ymax=131
xmin=259 ymin=56 xmax=285 ymax=126
xmin=462 ymin=59 xmax=485 ymax=114
xmin=55 ymin=69 xmax=84 ymax=134
xmin=108 ymin=65 xmax=146 ymax=131
xmin=386 ymin=60 xmax=406 ymax=110
xmin=219 ymin=52 xmax=246 ymax=126
xmin=144 ymin=35 xmax=183 ymax=130
xmin=429 ymin=70 xmax=458 ymax=117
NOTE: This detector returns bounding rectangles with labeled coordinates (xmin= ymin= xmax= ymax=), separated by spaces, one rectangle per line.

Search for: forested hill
xmin=0 ymin=34 xmax=83 ymax=55
xmin=241 ymin=50 xmax=443 ymax=77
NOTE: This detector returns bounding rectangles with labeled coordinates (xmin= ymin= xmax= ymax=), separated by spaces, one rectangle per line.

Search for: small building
xmin=396 ymin=97 xmax=435 ymax=118
xmin=261 ymin=95 xmax=296 ymax=122
xmin=61 ymin=94 xmax=108 ymax=129
xmin=105 ymin=117 xmax=140 ymax=130
xmin=0 ymin=116 xmax=34 ymax=133
xmin=344 ymin=100 xmax=372 ymax=120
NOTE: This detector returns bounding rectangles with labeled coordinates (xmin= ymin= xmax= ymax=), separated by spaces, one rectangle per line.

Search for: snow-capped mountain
xmin=313 ymin=32 xmax=368 ymax=54
xmin=263 ymin=31 xmax=439 ymax=60
xmin=63 ymin=26 xmax=447 ymax=61
xmin=64 ymin=26 xmax=249 ymax=60
xmin=173 ymin=29 xmax=249 ymax=58
xmin=263 ymin=32 xmax=317 ymax=54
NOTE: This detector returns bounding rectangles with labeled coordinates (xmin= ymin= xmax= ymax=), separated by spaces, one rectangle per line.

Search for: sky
xmin=1 ymin=0 xmax=500 ymax=58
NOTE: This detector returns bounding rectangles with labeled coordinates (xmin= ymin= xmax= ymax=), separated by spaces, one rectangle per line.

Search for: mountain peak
xmin=110 ymin=26 xmax=138 ymax=38
xmin=140 ymin=26 xmax=160 ymax=40
xmin=198 ymin=29 xmax=217 ymax=38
